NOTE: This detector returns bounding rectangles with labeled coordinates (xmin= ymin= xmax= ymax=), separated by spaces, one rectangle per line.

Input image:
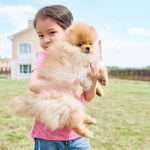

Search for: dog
xmin=65 ymin=22 xmax=108 ymax=97
xmin=10 ymin=33 xmax=96 ymax=138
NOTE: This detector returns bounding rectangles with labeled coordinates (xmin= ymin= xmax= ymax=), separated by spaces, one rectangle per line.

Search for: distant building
xmin=0 ymin=59 xmax=11 ymax=78
xmin=9 ymin=20 xmax=41 ymax=79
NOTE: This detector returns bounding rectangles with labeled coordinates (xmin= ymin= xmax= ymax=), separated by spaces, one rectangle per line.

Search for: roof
xmin=8 ymin=26 xmax=34 ymax=41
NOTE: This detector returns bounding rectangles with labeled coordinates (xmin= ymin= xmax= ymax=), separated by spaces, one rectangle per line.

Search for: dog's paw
xmin=96 ymin=90 xmax=104 ymax=97
xmin=91 ymin=118 xmax=97 ymax=124
xmin=85 ymin=131 xmax=94 ymax=139
xmin=99 ymin=78 xmax=108 ymax=86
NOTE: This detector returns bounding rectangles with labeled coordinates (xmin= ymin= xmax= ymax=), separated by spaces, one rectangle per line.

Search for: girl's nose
xmin=44 ymin=35 xmax=51 ymax=43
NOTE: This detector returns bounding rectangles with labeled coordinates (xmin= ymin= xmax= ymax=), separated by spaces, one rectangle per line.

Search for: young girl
xmin=29 ymin=5 xmax=103 ymax=150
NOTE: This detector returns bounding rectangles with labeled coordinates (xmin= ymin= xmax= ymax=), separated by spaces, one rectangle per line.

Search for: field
xmin=0 ymin=79 xmax=150 ymax=150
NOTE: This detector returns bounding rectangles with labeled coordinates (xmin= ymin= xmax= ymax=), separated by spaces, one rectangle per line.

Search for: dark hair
xmin=33 ymin=5 xmax=73 ymax=30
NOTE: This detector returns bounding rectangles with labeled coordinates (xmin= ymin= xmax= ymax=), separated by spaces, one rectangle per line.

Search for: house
xmin=9 ymin=20 xmax=41 ymax=79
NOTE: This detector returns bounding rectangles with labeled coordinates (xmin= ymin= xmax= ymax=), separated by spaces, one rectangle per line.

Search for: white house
xmin=9 ymin=21 xmax=41 ymax=79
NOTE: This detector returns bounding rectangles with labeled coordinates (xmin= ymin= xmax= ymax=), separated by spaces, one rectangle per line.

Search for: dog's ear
xmin=90 ymin=26 xmax=96 ymax=32
xmin=66 ymin=28 xmax=74 ymax=36
xmin=65 ymin=29 xmax=76 ymax=44
xmin=90 ymin=26 xmax=98 ymax=40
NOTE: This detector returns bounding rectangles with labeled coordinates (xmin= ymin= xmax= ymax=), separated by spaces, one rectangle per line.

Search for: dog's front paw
xmin=99 ymin=78 xmax=108 ymax=86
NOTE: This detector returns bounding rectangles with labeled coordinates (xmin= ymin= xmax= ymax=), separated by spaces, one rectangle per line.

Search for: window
xmin=20 ymin=64 xmax=31 ymax=73
xmin=19 ymin=43 xmax=31 ymax=54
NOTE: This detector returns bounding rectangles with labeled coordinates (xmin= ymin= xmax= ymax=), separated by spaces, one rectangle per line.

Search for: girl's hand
xmin=84 ymin=63 xmax=99 ymax=101
xmin=88 ymin=63 xmax=99 ymax=84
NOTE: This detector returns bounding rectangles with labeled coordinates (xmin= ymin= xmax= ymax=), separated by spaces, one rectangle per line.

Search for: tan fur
xmin=39 ymin=41 xmax=92 ymax=90
xmin=66 ymin=22 xmax=108 ymax=97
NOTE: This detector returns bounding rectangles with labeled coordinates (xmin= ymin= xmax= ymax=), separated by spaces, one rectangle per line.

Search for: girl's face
xmin=36 ymin=17 xmax=65 ymax=49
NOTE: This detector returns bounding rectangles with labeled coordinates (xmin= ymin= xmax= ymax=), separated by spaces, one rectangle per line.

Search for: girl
xmin=29 ymin=5 xmax=103 ymax=150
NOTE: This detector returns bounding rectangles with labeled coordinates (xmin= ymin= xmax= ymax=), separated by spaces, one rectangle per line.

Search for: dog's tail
xmin=9 ymin=96 xmax=35 ymax=118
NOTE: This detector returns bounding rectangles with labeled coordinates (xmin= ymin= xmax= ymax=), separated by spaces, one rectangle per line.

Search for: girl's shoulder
xmin=38 ymin=49 xmax=47 ymax=57
xmin=32 ymin=49 xmax=47 ymax=70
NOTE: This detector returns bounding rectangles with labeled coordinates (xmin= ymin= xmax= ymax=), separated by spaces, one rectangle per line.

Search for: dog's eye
xmin=76 ymin=44 xmax=82 ymax=47
xmin=89 ymin=42 xmax=93 ymax=45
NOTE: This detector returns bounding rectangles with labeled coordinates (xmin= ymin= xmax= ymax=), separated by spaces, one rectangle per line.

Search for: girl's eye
xmin=39 ymin=35 xmax=43 ymax=38
xmin=49 ymin=31 xmax=56 ymax=35
xmin=89 ymin=42 xmax=93 ymax=45
xmin=76 ymin=43 xmax=82 ymax=47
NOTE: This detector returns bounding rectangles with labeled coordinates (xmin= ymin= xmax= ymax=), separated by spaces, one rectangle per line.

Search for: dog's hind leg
xmin=72 ymin=124 xmax=93 ymax=138
xmin=84 ymin=114 xmax=96 ymax=125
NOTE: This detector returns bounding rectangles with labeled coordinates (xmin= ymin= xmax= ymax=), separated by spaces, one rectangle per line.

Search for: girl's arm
xmin=84 ymin=63 xmax=99 ymax=102
xmin=29 ymin=69 xmax=84 ymax=99
xmin=84 ymin=80 xmax=97 ymax=102
xmin=29 ymin=69 xmax=53 ymax=94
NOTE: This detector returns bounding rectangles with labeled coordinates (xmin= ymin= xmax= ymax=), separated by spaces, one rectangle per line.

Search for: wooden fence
xmin=109 ymin=69 xmax=150 ymax=81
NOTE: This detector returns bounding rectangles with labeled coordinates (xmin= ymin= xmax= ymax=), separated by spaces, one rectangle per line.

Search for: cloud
xmin=0 ymin=5 xmax=37 ymax=27
xmin=100 ymin=31 xmax=121 ymax=40
xmin=0 ymin=33 xmax=11 ymax=58
xmin=100 ymin=30 xmax=150 ymax=67
xmin=128 ymin=27 xmax=150 ymax=36
xmin=102 ymin=39 xmax=150 ymax=67
xmin=0 ymin=5 xmax=37 ymax=58
xmin=117 ymin=21 xmax=123 ymax=25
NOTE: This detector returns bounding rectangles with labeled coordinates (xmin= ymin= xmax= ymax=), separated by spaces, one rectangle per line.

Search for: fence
xmin=0 ymin=70 xmax=11 ymax=79
xmin=109 ymin=69 xmax=150 ymax=81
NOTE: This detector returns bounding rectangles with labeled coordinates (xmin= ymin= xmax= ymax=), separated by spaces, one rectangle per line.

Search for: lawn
xmin=0 ymin=79 xmax=150 ymax=150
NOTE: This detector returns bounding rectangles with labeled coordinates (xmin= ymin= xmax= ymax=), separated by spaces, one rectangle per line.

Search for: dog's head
xmin=66 ymin=22 xmax=99 ymax=55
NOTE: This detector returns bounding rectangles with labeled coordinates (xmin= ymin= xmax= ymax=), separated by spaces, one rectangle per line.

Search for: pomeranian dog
xmin=10 ymin=27 xmax=97 ymax=138
xmin=65 ymin=22 xmax=108 ymax=96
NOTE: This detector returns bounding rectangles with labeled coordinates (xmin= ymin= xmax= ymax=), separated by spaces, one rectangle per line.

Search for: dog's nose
xmin=85 ymin=47 xmax=90 ymax=52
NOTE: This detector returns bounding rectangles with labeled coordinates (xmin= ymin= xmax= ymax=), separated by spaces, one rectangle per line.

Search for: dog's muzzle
xmin=84 ymin=47 xmax=91 ymax=53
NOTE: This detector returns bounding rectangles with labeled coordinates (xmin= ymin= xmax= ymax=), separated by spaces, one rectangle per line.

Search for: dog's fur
xmin=10 ymin=32 xmax=96 ymax=138
xmin=66 ymin=22 xmax=108 ymax=96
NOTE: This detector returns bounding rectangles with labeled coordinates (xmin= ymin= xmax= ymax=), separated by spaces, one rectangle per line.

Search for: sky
xmin=0 ymin=0 xmax=150 ymax=68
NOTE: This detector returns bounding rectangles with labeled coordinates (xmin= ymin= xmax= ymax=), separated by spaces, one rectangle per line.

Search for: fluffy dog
xmin=10 ymin=35 xmax=96 ymax=138
xmin=10 ymin=22 xmax=108 ymax=138
xmin=65 ymin=22 xmax=108 ymax=96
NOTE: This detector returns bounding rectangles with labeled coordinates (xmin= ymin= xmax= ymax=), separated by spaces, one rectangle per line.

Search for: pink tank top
xmin=31 ymin=50 xmax=86 ymax=140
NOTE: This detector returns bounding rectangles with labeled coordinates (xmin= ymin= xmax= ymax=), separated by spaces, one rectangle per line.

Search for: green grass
xmin=0 ymin=80 xmax=33 ymax=150
xmin=0 ymin=79 xmax=150 ymax=150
